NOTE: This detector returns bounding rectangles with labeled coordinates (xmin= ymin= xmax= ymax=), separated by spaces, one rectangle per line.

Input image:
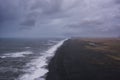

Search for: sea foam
xmin=0 ymin=51 xmax=33 ymax=58
xmin=18 ymin=39 xmax=67 ymax=80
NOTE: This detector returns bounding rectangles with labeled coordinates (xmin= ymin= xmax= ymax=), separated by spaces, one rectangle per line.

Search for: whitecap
xmin=0 ymin=51 xmax=33 ymax=58
xmin=18 ymin=39 xmax=68 ymax=80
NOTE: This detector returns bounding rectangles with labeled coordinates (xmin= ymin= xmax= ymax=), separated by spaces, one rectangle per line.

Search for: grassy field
xmin=78 ymin=38 xmax=120 ymax=63
xmin=79 ymin=38 xmax=120 ymax=53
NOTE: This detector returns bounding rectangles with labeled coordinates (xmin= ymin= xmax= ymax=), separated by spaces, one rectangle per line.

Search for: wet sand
xmin=46 ymin=38 xmax=120 ymax=80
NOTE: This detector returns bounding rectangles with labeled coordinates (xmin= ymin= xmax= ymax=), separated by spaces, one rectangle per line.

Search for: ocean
xmin=0 ymin=38 xmax=66 ymax=80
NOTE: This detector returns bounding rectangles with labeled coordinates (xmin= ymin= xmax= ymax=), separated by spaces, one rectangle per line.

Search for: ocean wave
xmin=17 ymin=39 xmax=68 ymax=80
xmin=0 ymin=51 xmax=33 ymax=58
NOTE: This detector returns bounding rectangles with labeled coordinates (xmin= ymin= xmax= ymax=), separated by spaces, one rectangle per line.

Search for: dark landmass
xmin=46 ymin=38 xmax=120 ymax=80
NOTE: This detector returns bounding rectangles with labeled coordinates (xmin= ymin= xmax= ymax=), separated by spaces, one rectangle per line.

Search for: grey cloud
xmin=115 ymin=0 xmax=120 ymax=4
xmin=0 ymin=0 xmax=22 ymax=28
xmin=0 ymin=0 xmax=120 ymax=38
xmin=21 ymin=19 xmax=36 ymax=27
xmin=20 ymin=0 xmax=65 ymax=27
xmin=30 ymin=0 xmax=63 ymax=14
xmin=0 ymin=3 xmax=15 ymax=22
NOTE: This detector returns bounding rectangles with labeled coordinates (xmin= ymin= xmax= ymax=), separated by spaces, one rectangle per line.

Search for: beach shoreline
xmin=46 ymin=38 xmax=120 ymax=80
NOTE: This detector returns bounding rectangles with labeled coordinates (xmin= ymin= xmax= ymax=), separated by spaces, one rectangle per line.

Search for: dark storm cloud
xmin=0 ymin=0 xmax=22 ymax=30
xmin=0 ymin=1 xmax=17 ymax=22
xmin=0 ymin=0 xmax=120 ymax=38
xmin=20 ymin=0 xmax=65 ymax=27
xmin=21 ymin=19 xmax=36 ymax=27
xmin=115 ymin=0 xmax=120 ymax=4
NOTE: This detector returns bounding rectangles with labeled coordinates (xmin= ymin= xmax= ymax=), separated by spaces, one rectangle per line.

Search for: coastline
xmin=46 ymin=38 xmax=120 ymax=80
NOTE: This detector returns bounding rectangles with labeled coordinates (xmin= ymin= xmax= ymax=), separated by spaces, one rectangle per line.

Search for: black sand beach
xmin=46 ymin=38 xmax=120 ymax=80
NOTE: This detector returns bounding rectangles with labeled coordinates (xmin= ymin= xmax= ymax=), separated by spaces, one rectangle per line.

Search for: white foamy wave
xmin=18 ymin=39 xmax=68 ymax=80
xmin=0 ymin=51 xmax=33 ymax=58
xmin=25 ymin=47 xmax=31 ymax=49
xmin=48 ymin=40 xmax=59 ymax=43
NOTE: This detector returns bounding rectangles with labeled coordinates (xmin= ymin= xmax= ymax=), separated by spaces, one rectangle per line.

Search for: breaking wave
xmin=17 ymin=39 xmax=68 ymax=80
xmin=0 ymin=51 xmax=33 ymax=58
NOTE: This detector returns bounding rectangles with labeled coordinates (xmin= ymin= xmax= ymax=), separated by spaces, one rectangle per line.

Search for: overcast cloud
xmin=0 ymin=0 xmax=120 ymax=38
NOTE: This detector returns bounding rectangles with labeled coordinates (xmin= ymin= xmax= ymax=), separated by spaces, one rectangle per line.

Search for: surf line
xmin=18 ymin=39 xmax=68 ymax=80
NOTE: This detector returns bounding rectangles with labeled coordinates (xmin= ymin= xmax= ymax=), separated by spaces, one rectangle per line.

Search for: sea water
xmin=0 ymin=38 xmax=66 ymax=80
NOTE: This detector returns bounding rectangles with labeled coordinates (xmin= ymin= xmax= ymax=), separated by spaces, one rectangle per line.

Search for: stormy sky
xmin=0 ymin=0 xmax=120 ymax=38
